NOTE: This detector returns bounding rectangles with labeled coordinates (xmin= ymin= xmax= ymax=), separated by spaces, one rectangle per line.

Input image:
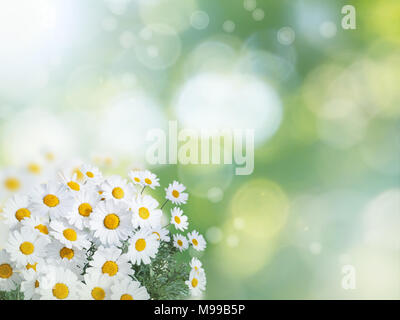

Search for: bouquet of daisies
xmin=0 ymin=163 xmax=206 ymax=300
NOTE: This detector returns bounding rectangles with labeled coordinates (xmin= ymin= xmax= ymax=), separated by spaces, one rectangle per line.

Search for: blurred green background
xmin=0 ymin=0 xmax=399 ymax=299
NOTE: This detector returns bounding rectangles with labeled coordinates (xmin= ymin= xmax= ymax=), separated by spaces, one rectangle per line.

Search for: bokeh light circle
xmin=223 ymin=20 xmax=235 ymax=33
xmin=139 ymin=0 xmax=197 ymax=32
xmin=174 ymin=72 xmax=283 ymax=146
xmin=230 ymin=179 xmax=289 ymax=240
xmin=252 ymin=8 xmax=265 ymax=21
xmin=319 ymin=21 xmax=337 ymax=38
xmin=363 ymin=189 xmax=400 ymax=249
xmin=119 ymin=31 xmax=135 ymax=49
xmin=190 ymin=10 xmax=210 ymax=30
xmin=206 ymin=226 xmax=223 ymax=244
xmin=243 ymin=0 xmax=257 ymax=11
xmin=277 ymin=27 xmax=295 ymax=45
xmin=135 ymin=24 xmax=182 ymax=70
xmin=208 ymin=187 xmax=224 ymax=203
xmin=97 ymin=91 xmax=166 ymax=159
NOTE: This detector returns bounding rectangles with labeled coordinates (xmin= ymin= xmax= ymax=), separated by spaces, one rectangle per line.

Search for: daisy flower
xmin=101 ymin=175 xmax=135 ymax=203
xmin=165 ymin=181 xmax=188 ymax=205
xmin=170 ymin=207 xmax=189 ymax=231
xmin=38 ymin=266 xmax=79 ymax=300
xmin=142 ymin=170 xmax=160 ymax=189
xmin=173 ymin=234 xmax=189 ymax=252
xmin=190 ymin=257 xmax=204 ymax=275
xmin=25 ymin=161 xmax=44 ymax=178
xmin=131 ymin=195 xmax=162 ymax=229
xmin=111 ymin=277 xmax=150 ymax=300
xmin=41 ymin=149 xmax=56 ymax=164
xmin=90 ymin=199 xmax=132 ymax=246
xmin=30 ymin=182 xmax=75 ymax=219
xmin=127 ymin=229 xmax=159 ymax=265
xmin=58 ymin=169 xmax=84 ymax=193
xmin=61 ymin=160 xmax=85 ymax=183
xmin=65 ymin=190 xmax=100 ymax=230
xmin=187 ymin=230 xmax=207 ymax=251
xmin=186 ymin=269 xmax=206 ymax=296
xmin=2 ymin=194 xmax=33 ymax=230
xmin=80 ymin=164 xmax=103 ymax=185
xmin=128 ymin=170 xmax=144 ymax=186
xmin=46 ymin=240 xmax=86 ymax=273
xmin=78 ymin=271 xmax=113 ymax=300
xmin=20 ymin=266 xmax=45 ymax=300
xmin=49 ymin=220 xmax=90 ymax=250
xmin=21 ymin=216 xmax=51 ymax=240
xmin=5 ymin=228 xmax=48 ymax=267
xmin=150 ymin=226 xmax=170 ymax=242
xmin=88 ymin=246 xmax=133 ymax=279
xmin=0 ymin=250 xmax=22 ymax=292
xmin=0 ymin=168 xmax=29 ymax=198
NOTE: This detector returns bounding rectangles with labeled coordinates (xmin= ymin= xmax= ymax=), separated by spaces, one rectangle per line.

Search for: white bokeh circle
xmin=135 ymin=24 xmax=182 ymax=70
xmin=174 ymin=72 xmax=283 ymax=146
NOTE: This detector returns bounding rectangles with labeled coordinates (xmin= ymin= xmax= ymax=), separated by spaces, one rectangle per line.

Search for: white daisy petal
xmin=127 ymin=229 xmax=159 ymax=265
xmin=170 ymin=207 xmax=189 ymax=232
xmin=110 ymin=276 xmax=150 ymax=300
xmin=38 ymin=266 xmax=79 ymax=300
xmin=165 ymin=181 xmax=188 ymax=205
xmin=90 ymin=199 xmax=132 ymax=246
xmin=131 ymin=194 xmax=162 ymax=229
xmin=173 ymin=234 xmax=189 ymax=252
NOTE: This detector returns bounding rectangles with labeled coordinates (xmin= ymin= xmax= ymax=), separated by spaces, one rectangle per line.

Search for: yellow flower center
xmin=177 ymin=240 xmax=183 ymax=247
xmin=67 ymin=181 xmax=80 ymax=191
xmin=60 ymin=247 xmax=75 ymax=260
xmin=73 ymin=168 xmax=84 ymax=181
xmin=0 ymin=263 xmax=13 ymax=279
xmin=46 ymin=152 xmax=54 ymax=162
xmin=63 ymin=228 xmax=77 ymax=241
xmin=15 ymin=208 xmax=31 ymax=221
xmin=20 ymin=241 xmax=35 ymax=255
xmin=105 ymin=157 xmax=113 ymax=165
xmin=134 ymin=177 xmax=140 ymax=183
xmin=172 ymin=190 xmax=180 ymax=198
xmin=43 ymin=194 xmax=59 ymax=207
xmin=121 ymin=294 xmax=133 ymax=300
xmin=174 ymin=216 xmax=181 ymax=224
xmin=4 ymin=177 xmax=21 ymax=192
xmin=102 ymin=261 xmax=119 ymax=276
xmin=86 ymin=171 xmax=94 ymax=178
xmin=135 ymin=238 xmax=146 ymax=252
xmin=26 ymin=263 xmax=37 ymax=271
xmin=144 ymin=178 xmax=152 ymax=185
xmin=35 ymin=280 xmax=39 ymax=288
xmin=26 ymin=262 xmax=37 ymax=272
xmin=112 ymin=187 xmax=125 ymax=199
xmin=91 ymin=287 xmax=106 ymax=300
xmin=138 ymin=207 xmax=150 ymax=220
xmin=153 ymin=231 xmax=161 ymax=240
xmin=52 ymin=283 xmax=69 ymax=300
xmin=192 ymin=239 xmax=199 ymax=246
xmin=28 ymin=163 xmax=41 ymax=174
xmin=104 ymin=214 xmax=120 ymax=230
xmin=191 ymin=278 xmax=198 ymax=288
xmin=78 ymin=203 xmax=92 ymax=217
xmin=35 ymin=224 xmax=49 ymax=235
